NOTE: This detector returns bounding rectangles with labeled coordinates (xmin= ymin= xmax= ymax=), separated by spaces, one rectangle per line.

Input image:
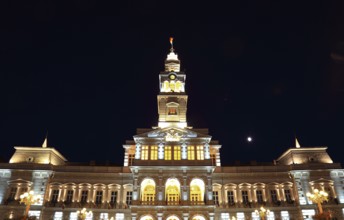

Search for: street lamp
xmin=19 ymin=190 xmax=41 ymax=220
xmin=306 ymin=189 xmax=330 ymax=219
xmin=77 ymin=208 xmax=93 ymax=220
xmin=255 ymin=206 xmax=270 ymax=220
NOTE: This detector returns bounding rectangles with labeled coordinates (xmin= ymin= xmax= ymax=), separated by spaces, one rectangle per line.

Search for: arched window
xmin=190 ymin=178 xmax=205 ymax=203
xmin=175 ymin=81 xmax=182 ymax=92
xmin=169 ymin=80 xmax=176 ymax=92
xmin=192 ymin=215 xmax=206 ymax=220
xmin=140 ymin=215 xmax=154 ymax=220
xmin=166 ymin=215 xmax=180 ymax=220
xmin=163 ymin=81 xmax=170 ymax=92
xmin=140 ymin=179 xmax=156 ymax=204
xmin=165 ymin=178 xmax=181 ymax=205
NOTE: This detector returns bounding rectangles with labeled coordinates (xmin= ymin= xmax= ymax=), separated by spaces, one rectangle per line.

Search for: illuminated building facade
xmin=1 ymin=41 xmax=344 ymax=220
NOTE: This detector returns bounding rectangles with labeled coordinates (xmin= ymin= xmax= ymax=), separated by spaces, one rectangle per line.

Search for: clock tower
xmin=157 ymin=38 xmax=188 ymax=128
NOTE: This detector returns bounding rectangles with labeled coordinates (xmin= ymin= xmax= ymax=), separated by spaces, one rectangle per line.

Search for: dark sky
xmin=1 ymin=1 xmax=344 ymax=166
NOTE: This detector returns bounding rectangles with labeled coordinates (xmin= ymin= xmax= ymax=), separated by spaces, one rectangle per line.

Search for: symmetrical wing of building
xmin=1 ymin=41 xmax=344 ymax=220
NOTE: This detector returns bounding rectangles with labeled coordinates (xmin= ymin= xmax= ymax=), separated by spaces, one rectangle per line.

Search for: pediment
xmin=134 ymin=127 xmax=211 ymax=142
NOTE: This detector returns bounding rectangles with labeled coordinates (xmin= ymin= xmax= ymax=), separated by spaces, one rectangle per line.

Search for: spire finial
xmin=169 ymin=37 xmax=174 ymax=52
xmin=295 ymin=137 xmax=301 ymax=148
xmin=42 ymin=132 xmax=48 ymax=148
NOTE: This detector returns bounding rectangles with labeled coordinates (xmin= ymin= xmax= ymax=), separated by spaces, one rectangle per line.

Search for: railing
xmin=44 ymin=201 xmax=128 ymax=209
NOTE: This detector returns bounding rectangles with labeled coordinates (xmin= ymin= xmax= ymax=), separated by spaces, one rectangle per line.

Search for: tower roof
xmin=165 ymin=37 xmax=180 ymax=72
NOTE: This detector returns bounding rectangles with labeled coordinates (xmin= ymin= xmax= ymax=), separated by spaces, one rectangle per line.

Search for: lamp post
xmin=255 ymin=206 xmax=270 ymax=220
xmin=19 ymin=190 xmax=41 ymax=220
xmin=306 ymin=189 xmax=330 ymax=220
xmin=77 ymin=208 xmax=93 ymax=220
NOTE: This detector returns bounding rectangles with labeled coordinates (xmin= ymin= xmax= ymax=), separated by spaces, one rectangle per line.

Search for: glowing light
xmin=77 ymin=208 xmax=93 ymax=220
xmin=247 ymin=137 xmax=252 ymax=142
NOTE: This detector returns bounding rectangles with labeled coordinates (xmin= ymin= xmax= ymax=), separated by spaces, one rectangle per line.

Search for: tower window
xmin=168 ymin=108 xmax=177 ymax=115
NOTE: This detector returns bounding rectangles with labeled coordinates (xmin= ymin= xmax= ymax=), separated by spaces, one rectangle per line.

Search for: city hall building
xmin=1 ymin=42 xmax=344 ymax=220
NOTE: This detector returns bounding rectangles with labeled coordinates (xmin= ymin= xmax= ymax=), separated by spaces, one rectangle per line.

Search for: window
xmin=284 ymin=189 xmax=292 ymax=203
xmin=227 ymin=191 xmax=234 ymax=204
xmin=70 ymin=212 xmax=78 ymax=220
xmin=128 ymin=154 xmax=134 ymax=165
xmin=96 ymin=191 xmax=103 ymax=204
xmin=267 ymin=211 xmax=275 ymax=220
xmin=188 ymin=146 xmax=195 ymax=160
xmin=20 ymin=187 xmax=28 ymax=194
xmin=242 ymin=190 xmax=249 ymax=204
xmin=116 ymin=213 xmax=125 ymax=220
xmin=141 ymin=145 xmax=149 ymax=160
xmin=281 ymin=211 xmax=290 ymax=220
xmin=100 ymin=213 xmax=109 ymax=220
xmin=51 ymin=189 xmax=59 ymax=203
xmin=110 ymin=191 xmax=117 ymax=204
xmin=236 ymin=212 xmax=245 ymax=220
xmin=210 ymin=154 xmax=216 ymax=164
xmin=150 ymin=145 xmax=158 ymax=160
xmin=221 ymin=213 xmax=230 ymax=220
xmin=196 ymin=145 xmax=204 ymax=160
xmin=256 ymin=190 xmax=263 ymax=203
xmin=81 ymin=190 xmax=88 ymax=203
xmin=126 ymin=191 xmax=132 ymax=205
xmin=66 ymin=190 xmax=74 ymax=203
xmin=165 ymin=146 xmax=172 ymax=160
xmin=28 ymin=211 xmax=40 ymax=218
xmin=8 ymin=187 xmax=17 ymax=200
xmin=213 ymin=191 xmax=219 ymax=205
xmin=252 ymin=211 xmax=260 ymax=220
xmin=168 ymin=107 xmax=177 ymax=115
xmin=54 ymin=212 xmax=63 ymax=220
xmin=302 ymin=209 xmax=315 ymax=220
xmin=174 ymin=146 xmax=181 ymax=160
xmin=271 ymin=189 xmax=278 ymax=203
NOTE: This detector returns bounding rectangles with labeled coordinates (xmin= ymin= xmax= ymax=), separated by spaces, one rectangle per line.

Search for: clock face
xmin=169 ymin=74 xmax=176 ymax=80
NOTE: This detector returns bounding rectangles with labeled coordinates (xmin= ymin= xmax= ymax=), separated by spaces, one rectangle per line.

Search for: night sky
xmin=1 ymin=1 xmax=344 ymax=166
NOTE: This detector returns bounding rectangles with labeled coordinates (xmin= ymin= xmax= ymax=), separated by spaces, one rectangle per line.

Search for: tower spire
xmin=158 ymin=38 xmax=187 ymax=128
xmin=169 ymin=37 xmax=174 ymax=52
xmin=42 ymin=132 xmax=48 ymax=148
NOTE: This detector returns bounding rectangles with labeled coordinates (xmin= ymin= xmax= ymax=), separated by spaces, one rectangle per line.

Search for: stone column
xmin=204 ymin=143 xmax=210 ymax=159
xmin=207 ymin=175 xmax=212 ymax=203
xmin=135 ymin=143 xmax=141 ymax=159
xmin=181 ymin=143 xmax=187 ymax=159
xmin=183 ymin=213 xmax=189 ymax=220
xmin=158 ymin=143 xmax=164 ymax=159
xmin=209 ymin=212 xmax=215 ymax=220
xmin=157 ymin=212 xmax=163 ymax=220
